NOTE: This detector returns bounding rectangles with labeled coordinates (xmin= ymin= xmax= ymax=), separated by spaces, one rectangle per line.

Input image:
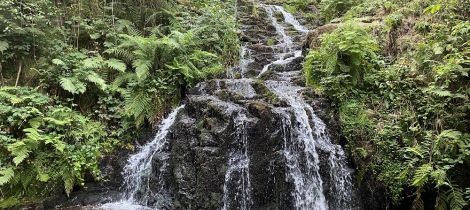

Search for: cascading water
xmin=222 ymin=113 xmax=253 ymax=210
xmin=258 ymin=3 xmax=357 ymax=209
xmin=268 ymin=81 xmax=328 ymax=209
xmin=100 ymin=105 xmax=184 ymax=209
xmin=262 ymin=4 xmax=293 ymax=52
xmin=122 ymin=106 xmax=185 ymax=205
xmin=267 ymin=81 xmax=357 ymax=210
xmin=258 ymin=4 xmax=307 ymax=78
xmin=273 ymin=5 xmax=309 ymax=33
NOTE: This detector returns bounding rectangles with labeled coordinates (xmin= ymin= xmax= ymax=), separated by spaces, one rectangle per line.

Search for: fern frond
xmin=431 ymin=169 xmax=449 ymax=187
xmin=104 ymin=48 xmax=134 ymax=62
xmin=110 ymin=72 xmax=135 ymax=90
xmin=0 ymin=167 xmax=14 ymax=186
xmin=86 ymin=72 xmax=107 ymax=90
xmin=63 ymin=172 xmax=74 ymax=197
xmin=82 ymin=57 xmax=104 ymax=70
xmin=435 ymin=191 xmax=448 ymax=210
xmin=438 ymin=130 xmax=462 ymax=141
xmin=7 ymin=141 xmax=31 ymax=166
xmin=133 ymin=59 xmax=153 ymax=80
xmin=124 ymin=88 xmax=152 ymax=126
xmin=105 ymin=59 xmax=127 ymax=72
xmin=412 ymin=163 xmax=433 ymax=187
xmin=446 ymin=188 xmax=467 ymax=210
xmin=411 ymin=191 xmax=424 ymax=210
xmin=60 ymin=77 xmax=86 ymax=94
xmin=0 ymin=90 xmax=23 ymax=104
xmin=405 ymin=146 xmax=424 ymax=158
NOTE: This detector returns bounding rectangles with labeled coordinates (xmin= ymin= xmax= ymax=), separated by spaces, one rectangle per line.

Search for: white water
xmin=257 ymin=4 xmax=307 ymax=78
xmin=311 ymin=113 xmax=356 ymax=209
xmin=263 ymin=4 xmax=293 ymax=52
xmin=268 ymin=81 xmax=356 ymax=210
xmin=100 ymin=105 xmax=184 ymax=209
xmin=273 ymin=5 xmax=309 ymax=33
xmin=222 ymin=113 xmax=253 ymax=210
xmin=268 ymin=81 xmax=328 ymax=209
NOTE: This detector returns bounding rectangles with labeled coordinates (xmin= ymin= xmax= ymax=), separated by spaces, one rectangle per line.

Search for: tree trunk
xmin=15 ymin=60 xmax=22 ymax=87
xmin=0 ymin=62 xmax=4 ymax=86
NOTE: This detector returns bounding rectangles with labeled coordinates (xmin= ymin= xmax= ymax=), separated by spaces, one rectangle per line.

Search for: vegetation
xmin=0 ymin=0 xmax=239 ymax=206
xmin=304 ymin=0 xmax=470 ymax=209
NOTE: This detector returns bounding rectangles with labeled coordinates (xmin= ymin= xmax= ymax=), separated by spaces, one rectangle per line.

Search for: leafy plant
xmin=320 ymin=0 xmax=359 ymax=21
xmin=304 ymin=22 xmax=379 ymax=95
xmin=107 ymin=30 xmax=222 ymax=126
xmin=0 ymin=87 xmax=107 ymax=201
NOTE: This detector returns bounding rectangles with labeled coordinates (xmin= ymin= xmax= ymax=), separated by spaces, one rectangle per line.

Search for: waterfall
xmin=100 ymin=105 xmax=184 ymax=209
xmin=121 ymin=105 xmax=184 ymax=205
xmin=258 ymin=4 xmax=307 ymax=78
xmin=272 ymin=5 xmax=309 ymax=33
xmin=268 ymin=81 xmax=357 ymax=210
xmin=268 ymin=81 xmax=328 ymax=209
xmin=222 ymin=113 xmax=253 ymax=210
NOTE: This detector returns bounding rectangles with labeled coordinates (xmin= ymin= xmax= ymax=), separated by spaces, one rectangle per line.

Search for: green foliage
xmin=304 ymin=23 xmax=379 ymax=95
xmin=0 ymin=87 xmax=107 ymax=200
xmin=320 ymin=0 xmax=360 ymax=22
xmin=107 ymin=30 xmax=222 ymax=126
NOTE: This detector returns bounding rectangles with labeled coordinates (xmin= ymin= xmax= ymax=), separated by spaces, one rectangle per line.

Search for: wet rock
xmin=302 ymin=23 xmax=339 ymax=53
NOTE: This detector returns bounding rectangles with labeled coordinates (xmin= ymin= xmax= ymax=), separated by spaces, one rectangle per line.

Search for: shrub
xmin=320 ymin=0 xmax=359 ymax=22
xmin=0 ymin=87 xmax=108 ymax=205
xmin=304 ymin=22 xmax=379 ymax=96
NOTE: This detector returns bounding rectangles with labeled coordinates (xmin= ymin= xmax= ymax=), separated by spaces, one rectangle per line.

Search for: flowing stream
xmin=98 ymin=2 xmax=358 ymax=210
xmin=99 ymin=106 xmax=184 ymax=209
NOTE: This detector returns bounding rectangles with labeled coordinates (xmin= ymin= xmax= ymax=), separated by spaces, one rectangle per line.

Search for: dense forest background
xmin=0 ymin=0 xmax=469 ymax=209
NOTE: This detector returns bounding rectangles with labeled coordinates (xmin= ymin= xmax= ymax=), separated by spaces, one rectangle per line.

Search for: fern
xmin=0 ymin=89 xmax=23 ymax=104
xmin=63 ymin=172 xmax=74 ymax=196
xmin=405 ymin=146 xmax=424 ymax=158
xmin=124 ymin=88 xmax=152 ymax=126
xmin=0 ymin=167 xmax=14 ymax=186
xmin=86 ymin=72 xmax=107 ymax=90
xmin=7 ymin=141 xmax=31 ymax=166
xmin=438 ymin=130 xmax=462 ymax=141
xmin=435 ymin=192 xmax=447 ymax=210
xmin=133 ymin=59 xmax=153 ymax=80
xmin=82 ymin=57 xmax=104 ymax=70
xmin=430 ymin=169 xmax=449 ymax=187
xmin=105 ymin=48 xmax=134 ymax=62
xmin=60 ymin=77 xmax=86 ymax=94
xmin=412 ymin=163 xmax=433 ymax=187
xmin=411 ymin=191 xmax=425 ymax=210
xmin=446 ymin=188 xmax=467 ymax=210
xmin=0 ymin=40 xmax=9 ymax=53
xmin=105 ymin=59 xmax=127 ymax=72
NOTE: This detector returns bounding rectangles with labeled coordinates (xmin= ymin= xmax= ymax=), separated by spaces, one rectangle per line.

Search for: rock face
xmin=165 ymin=84 xmax=295 ymax=209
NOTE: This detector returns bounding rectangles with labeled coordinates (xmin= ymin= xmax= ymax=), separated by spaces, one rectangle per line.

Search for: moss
xmin=266 ymin=38 xmax=276 ymax=46
xmin=252 ymin=79 xmax=280 ymax=105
